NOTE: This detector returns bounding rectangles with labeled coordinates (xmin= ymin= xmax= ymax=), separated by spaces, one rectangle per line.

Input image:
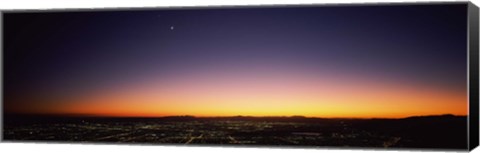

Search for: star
xmin=170 ymin=26 xmax=174 ymax=30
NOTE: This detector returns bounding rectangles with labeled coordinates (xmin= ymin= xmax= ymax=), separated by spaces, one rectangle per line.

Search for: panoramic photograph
xmin=3 ymin=4 xmax=469 ymax=150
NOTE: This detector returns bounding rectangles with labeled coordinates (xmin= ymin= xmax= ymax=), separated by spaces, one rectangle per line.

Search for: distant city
xmin=3 ymin=114 xmax=467 ymax=149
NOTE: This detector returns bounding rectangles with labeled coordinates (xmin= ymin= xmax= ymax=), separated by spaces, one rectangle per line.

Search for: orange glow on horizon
xmin=11 ymin=67 xmax=468 ymax=119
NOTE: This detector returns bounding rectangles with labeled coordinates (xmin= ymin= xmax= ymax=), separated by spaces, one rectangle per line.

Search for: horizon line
xmin=4 ymin=113 xmax=467 ymax=120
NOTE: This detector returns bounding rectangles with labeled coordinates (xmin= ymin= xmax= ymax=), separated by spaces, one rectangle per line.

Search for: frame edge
xmin=468 ymin=1 xmax=479 ymax=151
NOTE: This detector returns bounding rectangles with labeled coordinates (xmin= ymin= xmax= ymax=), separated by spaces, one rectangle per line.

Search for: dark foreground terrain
xmin=3 ymin=114 xmax=467 ymax=150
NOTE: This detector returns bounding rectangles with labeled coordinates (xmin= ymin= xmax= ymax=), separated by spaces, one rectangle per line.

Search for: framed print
xmin=2 ymin=2 xmax=479 ymax=151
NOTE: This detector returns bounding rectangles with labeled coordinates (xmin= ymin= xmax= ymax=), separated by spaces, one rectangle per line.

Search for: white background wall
xmin=0 ymin=0 xmax=479 ymax=153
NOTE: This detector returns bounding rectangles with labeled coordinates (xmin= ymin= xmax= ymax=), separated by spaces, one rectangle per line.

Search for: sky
xmin=3 ymin=4 xmax=469 ymax=118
